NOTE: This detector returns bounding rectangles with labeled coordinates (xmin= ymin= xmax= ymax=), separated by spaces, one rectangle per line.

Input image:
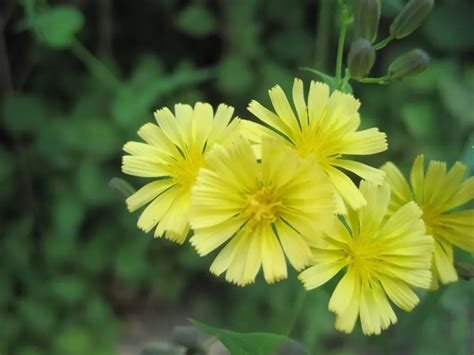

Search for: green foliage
xmin=26 ymin=5 xmax=84 ymax=48
xmin=175 ymin=4 xmax=216 ymax=38
xmin=1 ymin=0 xmax=473 ymax=354
xmin=192 ymin=320 xmax=306 ymax=355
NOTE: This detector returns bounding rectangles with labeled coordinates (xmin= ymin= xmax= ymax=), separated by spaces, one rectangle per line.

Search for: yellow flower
xmin=299 ymin=181 xmax=433 ymax=335
xmin=189 ymin=137 xmax=336 ymax=286
xmin=382 ymin=155 xmax=474 ymax=288
xmin=122 ymin=103 xmax=241 ymax=244
xmin=244 ymin=78 xmax=387 ymax=213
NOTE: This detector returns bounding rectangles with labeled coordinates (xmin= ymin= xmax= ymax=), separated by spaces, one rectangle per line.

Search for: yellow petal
xmin=292 ymin=78 xmax=308 ymax=129
xmin=190 ymin=217 xmax=246 ymax=256
xmin=122 ymin=156 xmax=170 ymax=178
xmin=268 ymin=85 xmax=300 ymax=133
xmin=381 ymin=162 xmax=412 ymax=211
xmin=380 ymin=202 xmax=424 ymax=241
xmin=261 ymin=223 xmax=287 ymax=283
xmin=340 ymin=128 xmax=387 ymax=155
xmin=154 ymin=191 xmax=191 ymax=243
xmin=238 ymin=119 xmax=274 ymax=144
xmin=123 ymin=141 xmax=162 ymax=158
xmin=360 ymin=284 xmax=382 ymax=335
xmin=328 ymin=268 xmax=356 ymax=315
xmin=332 ymin=159 xmax=385 ymax=185
xmin=431 ymin=161 xmax=466 ymax=209
xmin=410 ymin=154 xmax=425 ymax=205
xmin=137 ymin=123 xmax=177 ymax=154
xmin=358 ymin=181 xmax=390 ymax=235
xmin=298 ymin=260 xmax=346 ymax=290
xmin=225 ymin=230 xmax=262 ymax=286
xmin=334 ymin=271 xmax=361 ymax=334
xmin=379 ymin=277 xmax=419 ymax=311
xmin=372 ymin=281 xmax=397 ymax=331
xmin=210 ymin=231 xmax=245 ymax=277
xmin=154 ymin=107 xmax=184 ymax=147
xmin=433 ymin=239 xmax=458 ymax=284
xmin=307 ymin=81 xmax=330 ymax=129
xmin=424 ymin=160 xmax=447 ymax=207
xmin=325 ymin=165 xmax=367 ymax=210
xmin=192 ymin=102 xmax=214 ymax=151
xmin=248 ymin=100 xmax=292 ymax=139
xmin=274 ymin=220 xmax=311 ymax=271
xmin=434 ymin=210 xmax=474 ymax=252
xmin=174 ymin=103 xmax=193 ymax=143
xmin=444 ymin=176 xmax=474 ymax=210
xmin=137 ymin=188 xmax=177 ymax=233
xmin=126 ymin=180 xmax=174 ymax=212
xmin=207 ymin=104 xmax=235 ymax=145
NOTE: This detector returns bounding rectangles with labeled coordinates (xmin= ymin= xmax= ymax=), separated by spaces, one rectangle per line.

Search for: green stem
xmin=286 ymin=287 xmax=307 ymax=337
xmin=335 ymin=2 xmax=350 ymax=84
xmin=338 ymin=69 xmax=351 ymax=90
xmin=70 ymin=39 xmax=121 ymax=91
xmin=314 ymin=0 xmax=332 ymax=70
xmin=357 ymin=75 xmax=391 ymax=84
xmin=374 ymin=35 xmax=395 ymax=50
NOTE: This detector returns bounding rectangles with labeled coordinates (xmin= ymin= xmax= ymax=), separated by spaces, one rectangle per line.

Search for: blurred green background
xmin=0 ymin=0 xmax=473 ymax=354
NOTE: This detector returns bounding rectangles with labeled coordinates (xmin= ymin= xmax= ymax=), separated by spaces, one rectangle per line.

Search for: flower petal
xmin=126 ymin=180 xmax=174 ymax=212
xmin=298 ymin=260 xmax=346 ymax=290
xmin=261 ymin=223 xmax=287 ymax=283
xmin=274 ymin=220 xmax=312 ymax=271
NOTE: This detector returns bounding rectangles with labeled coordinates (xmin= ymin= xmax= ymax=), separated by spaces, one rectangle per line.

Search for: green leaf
xmin=175 ymin=4 xmax=216 ymax=38
xmin=76 ymin=159 xmax=111 ymax=205
xmin=2 ymin=94 xmax=50 ymax=134
xmin=401 ymin=102 xmax=433 ymax=139
xmin=423 ymin=2 xmax=474 ymax=52
xmin=17 ymin=297 xmax=56 ymax=336
xmin=141 ymin=342 xmax=186 ymax=355
xmin=62 ymin=118 xmax=121 ymax=160
xmin=54 ymin=326 xmax=92 ymax=355
xmin=30 ymin=6 xmax=84 ymax=48
xmin=217 ymin=56 xmax=254 ymax=96
xmin=191 ymin=320 xmax=307 ymax=355
xmin=51 ymin=275 xmax=87 ymax=304
xmin=300 ymin=68 xmax=352 ymax=93
xmin=301 ymin=68 xmax=336 ymax=89
xmin=112 ymin=64 xmax=213 ymax=127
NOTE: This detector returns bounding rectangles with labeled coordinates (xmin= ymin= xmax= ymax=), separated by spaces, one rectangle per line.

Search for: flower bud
xmin=354 ymin=0 xmax=381 ymax=43
xmin=348 ymin=38 xmax=376 ymax=80
xmin=388 ymin=49 xmax=430 ymax=80
xmin=389 ymin=0 xmax=434 ymax=39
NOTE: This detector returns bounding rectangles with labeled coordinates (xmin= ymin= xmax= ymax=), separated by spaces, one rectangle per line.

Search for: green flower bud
xmin=388 ymin=49 xmax=430 ymax=80
xmin=348 ymin=38 xmax=376 ymax=80
xmin=354 ymin=0 xmax=381 ymax=43
xmin=389 ymin=0 xmax=434 ymax=39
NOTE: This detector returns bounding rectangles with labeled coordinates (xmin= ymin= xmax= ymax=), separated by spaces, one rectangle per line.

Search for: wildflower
xmin=190 ymin=138 xmax=336 ymax=286
xmin=122 ymin=103 xmax=241 ymax=244
xmin=245 ymin=79 xmax=387 ymax=213
xmin=382 ymin=155 xmax=474 ymax=288
xmin=299 ymin=181 xmax=433 ymax=335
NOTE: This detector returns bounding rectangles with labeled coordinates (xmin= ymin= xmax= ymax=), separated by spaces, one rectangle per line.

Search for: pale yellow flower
xmin=122 ymin=103 xmax=241 ymax=244
xmin=382 ymin=155 xmax=474 ymax=288
xmin=190 ymin=138 xmax=336 ymax=286
xmin=243 ymin=78 xmax=387 ymax=213
xmin=299 ymin=181 xmax=433 ymax=335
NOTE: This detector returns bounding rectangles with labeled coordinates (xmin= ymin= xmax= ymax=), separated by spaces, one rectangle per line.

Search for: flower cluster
xmin=121 ymin=79 xmax=473 ymax=335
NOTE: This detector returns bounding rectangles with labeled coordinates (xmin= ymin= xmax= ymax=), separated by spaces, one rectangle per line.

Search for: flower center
xmin=246 ymin=188 xmax=282 ymax=224
xmin=172 ymin=150 xmax=204 ymax=191
xmin=345 ymin=237 xmax=380 ymax=279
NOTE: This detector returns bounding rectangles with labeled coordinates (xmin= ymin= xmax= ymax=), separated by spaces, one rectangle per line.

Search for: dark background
xmin=1 ymin=0 xmax=473 ymax=354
